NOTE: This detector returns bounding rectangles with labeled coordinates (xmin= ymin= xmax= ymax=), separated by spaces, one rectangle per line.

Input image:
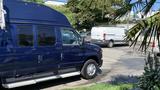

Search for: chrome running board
xmin=2 ymin=72 xmax=80 ymax=88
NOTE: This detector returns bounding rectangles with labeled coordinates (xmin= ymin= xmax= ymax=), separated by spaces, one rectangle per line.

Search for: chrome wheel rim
xmin=87 ymin=64 xmax=96 ymax=76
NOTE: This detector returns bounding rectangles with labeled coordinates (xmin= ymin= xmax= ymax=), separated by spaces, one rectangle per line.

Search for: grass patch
xmin=65 ymin=83 xmax=133 ymax=90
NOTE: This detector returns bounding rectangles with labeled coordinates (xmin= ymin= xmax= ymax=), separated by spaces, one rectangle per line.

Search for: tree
xmin=76 ymin=0 xmax=122 ymax=19
xmin=25 ymin=0 xmax=44 ymax=4
xmin=67 ymin=0 xmax=97 ymax=30
xmin=67 ymin=0 xmax=122 ymax=30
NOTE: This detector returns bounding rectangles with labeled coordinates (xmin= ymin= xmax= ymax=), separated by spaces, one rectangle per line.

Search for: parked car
xmin=0 ymin=0 xmax=103 ymax=88
xmin=91 ymin=26 xmax=129 ymax=47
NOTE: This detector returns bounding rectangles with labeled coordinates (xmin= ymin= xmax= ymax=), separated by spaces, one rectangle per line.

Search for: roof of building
xmin=3 ymin=0 xmax=71 ymax=27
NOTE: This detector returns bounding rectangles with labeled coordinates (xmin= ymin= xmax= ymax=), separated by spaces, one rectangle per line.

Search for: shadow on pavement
xmin=107 ymin=75 xmax=139 ymax=84
xmin=0 ymin=68 xmax=110 ymax=90
xmin=116 ymin=57 xmax=144 ymax=70
xmin=101 ymin=44 xmax=129 ymax=48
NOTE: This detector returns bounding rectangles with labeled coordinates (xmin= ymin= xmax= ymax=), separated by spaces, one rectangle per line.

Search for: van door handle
xmin=56 ymin=47 xmax=62 ymax=50
xmin=32 ymin=48 xmax=36 ymax=51
xmin=38 ymin=55 xmax=43 ymax=63
xmin=61 ymin=53 xmax=63 ymax=60
xmin=6 ymin=45 xmax=15 ymax=52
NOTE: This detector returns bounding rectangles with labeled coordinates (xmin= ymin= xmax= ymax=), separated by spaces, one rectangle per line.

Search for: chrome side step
xmin=2 ymin=72 xmax=80 ymax=88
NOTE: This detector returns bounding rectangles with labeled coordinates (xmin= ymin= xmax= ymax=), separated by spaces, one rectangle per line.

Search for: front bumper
xmin=98 ymin=59 xmax=103 ymax=67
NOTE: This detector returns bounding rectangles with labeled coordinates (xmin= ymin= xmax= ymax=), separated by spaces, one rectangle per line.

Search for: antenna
xmin=0 ymin=0 xmax=6 ymax=30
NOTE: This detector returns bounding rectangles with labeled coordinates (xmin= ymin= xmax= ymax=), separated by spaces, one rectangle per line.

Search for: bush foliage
xmin=138 ymin=53 xmax=160 ymax=90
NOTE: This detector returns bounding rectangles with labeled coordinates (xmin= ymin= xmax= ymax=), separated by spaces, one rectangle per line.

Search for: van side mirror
xmin=79 ymin=37 xmax=85 ymax=46
xmin=80 ymin=37 xmax=90 ymax=45
xmin=84 ymin=39 xmax=91 ymax=43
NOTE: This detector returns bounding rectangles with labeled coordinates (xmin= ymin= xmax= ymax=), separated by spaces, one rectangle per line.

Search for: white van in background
xmin=91 ymin=27 xmax=130 ymax=47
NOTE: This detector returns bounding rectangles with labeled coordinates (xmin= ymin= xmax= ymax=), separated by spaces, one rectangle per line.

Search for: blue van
xmin=0 ymin=0 xmax=103 ymax=88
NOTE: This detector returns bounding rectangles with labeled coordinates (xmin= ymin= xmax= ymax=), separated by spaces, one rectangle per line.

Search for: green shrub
xmin=138 ymin=53 xmax=160 ymax=90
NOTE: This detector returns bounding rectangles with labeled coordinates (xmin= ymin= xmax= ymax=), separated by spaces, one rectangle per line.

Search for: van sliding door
xmin=35 ymin=25 xmax=60 ymax=74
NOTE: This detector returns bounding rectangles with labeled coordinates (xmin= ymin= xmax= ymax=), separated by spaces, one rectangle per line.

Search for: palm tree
xmin=116 ymin=0 xmax=160 ymax=52
xmin=127 ymin=12 xmax=160 ymax=52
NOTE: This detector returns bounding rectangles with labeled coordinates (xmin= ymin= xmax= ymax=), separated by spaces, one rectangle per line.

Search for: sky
xmin=49 ymin=0 xmax=160 ymax=11
xmin=131 ymin=0 xmax=160 ymax=11
xmin=153 ymin=1 xmax=160 ymax=11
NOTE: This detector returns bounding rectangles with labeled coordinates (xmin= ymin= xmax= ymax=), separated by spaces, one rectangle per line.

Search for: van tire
xmin=81 ymin=60 xmax=98 ymax=79
xmin=107 ymin=41 xmax=114 ymax=48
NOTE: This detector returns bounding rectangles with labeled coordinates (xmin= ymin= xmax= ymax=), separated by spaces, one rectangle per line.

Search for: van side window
xmin=17 ymin=25 xmax=33 ymax=46
xmin=61 ymin=28 xmax=79 ymax=45
xmin=37 ymin=25 xmax=55 ymax=46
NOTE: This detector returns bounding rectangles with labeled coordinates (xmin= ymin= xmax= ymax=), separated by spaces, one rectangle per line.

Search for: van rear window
xmin=17 ymin=25 xmax=33 ymax=46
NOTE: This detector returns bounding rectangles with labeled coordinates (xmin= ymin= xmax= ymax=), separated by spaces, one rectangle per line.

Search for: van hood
xmin=84 ymin=43 xmax=102 ymax=52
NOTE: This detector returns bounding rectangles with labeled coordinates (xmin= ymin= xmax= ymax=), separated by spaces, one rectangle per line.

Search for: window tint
xmin=61 ymin=28 xmax=80 ymax=45
xmin=17 ymin=24 xmax=33 ymax=46
xmin=37 ymin=25 xmax=55 ymax=46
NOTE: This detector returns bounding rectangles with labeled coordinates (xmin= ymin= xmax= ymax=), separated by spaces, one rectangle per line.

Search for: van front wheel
xmin=81 ymin=60 xmax=98 ymax=79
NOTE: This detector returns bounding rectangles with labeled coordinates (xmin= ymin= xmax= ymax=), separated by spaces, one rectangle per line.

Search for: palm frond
xmin=143 ymin=0 xmax=156 ymax=15
xmin=114 ymin=0 xmax=145 ymax=19
xmin=126 ymin=12 xmax=160 ymax=52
